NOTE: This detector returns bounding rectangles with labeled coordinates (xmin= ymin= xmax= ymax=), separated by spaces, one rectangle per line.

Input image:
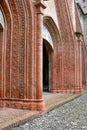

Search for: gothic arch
xmin=43 ymin=16 xmax=60 ymax=49
xmin=0 ymin=0 xmax=34 ymax=99
xmin=0 ymin=9 xmax=4 ymax=98
xmin=0 ymin=0 xmax=12 ymax=98
xmin=43 ymin=25 xmax=54 ymax=50
xmin=43 ymin=16 xmax=62 ymax=92
xmin=0 ymin=0 xmax=38 ymax=110
xmin=23 ymin=0 xmax=35 ymax=99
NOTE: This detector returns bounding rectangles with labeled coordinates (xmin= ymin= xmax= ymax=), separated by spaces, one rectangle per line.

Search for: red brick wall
xmin=75 ymin=1 xmax=87 ymax=87
xmin=0 ymin=0 xmax=85 ymax=111
xmin=54 ymin=0 xmax=83 ymax=93
xmin=0 ymin=0 xmax=46 ymax=110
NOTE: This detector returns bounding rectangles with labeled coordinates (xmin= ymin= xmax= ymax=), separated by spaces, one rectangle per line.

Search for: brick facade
xmin=0 ymin=0 xmax=86 ymax=111
xmin=77 ymin=0 xmax=87 ymax=85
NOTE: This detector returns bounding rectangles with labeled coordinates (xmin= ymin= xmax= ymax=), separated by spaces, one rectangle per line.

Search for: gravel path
xmin=11 ymin=93 xmax=87 ymax=130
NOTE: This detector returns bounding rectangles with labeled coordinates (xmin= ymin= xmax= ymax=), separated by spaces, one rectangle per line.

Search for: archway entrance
xmin=43 ymin=39 xmax=53 ymax=92
xmin=43 ymin=40 xmax=49 ymax=91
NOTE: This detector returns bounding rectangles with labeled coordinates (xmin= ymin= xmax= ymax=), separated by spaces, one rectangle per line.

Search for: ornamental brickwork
xmin=0 ymin=0 xmax=86 ymax=111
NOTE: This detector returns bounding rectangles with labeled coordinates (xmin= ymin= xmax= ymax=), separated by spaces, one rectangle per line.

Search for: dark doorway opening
xmin=43 ymin=40 xmax=49 ymax=92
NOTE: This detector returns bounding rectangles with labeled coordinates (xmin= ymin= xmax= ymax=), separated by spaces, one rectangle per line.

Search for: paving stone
xmin=11 ymin=128 xmax=22 ymax=130
xmin=11 ymin=93 xmax=87 ymax=130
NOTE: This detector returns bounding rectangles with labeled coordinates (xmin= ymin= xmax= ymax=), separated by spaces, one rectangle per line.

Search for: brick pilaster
xmin=30 ymin=1 xmax=46 ymax=110
xmin=75 ymin=32 xmax=83 ymax=93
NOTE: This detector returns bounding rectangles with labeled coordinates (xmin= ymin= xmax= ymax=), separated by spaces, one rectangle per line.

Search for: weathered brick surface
xmin=0 ymin=0 xmax=86 ymax=111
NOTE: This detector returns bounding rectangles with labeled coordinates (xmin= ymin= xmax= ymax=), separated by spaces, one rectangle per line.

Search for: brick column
xmin=75 ymin=32 xmax=83 ymax=93
xmin=31 ymin=2 xmax=46 ymax=110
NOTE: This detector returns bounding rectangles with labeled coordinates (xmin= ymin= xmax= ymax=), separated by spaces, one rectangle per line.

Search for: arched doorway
xmin=42 ymin=16 xmax=59 ymax=93
xmin=42 ymin=24 xmax=55 ymax=92
xmin=43 ymin=39 xmax=53 ymax=92
xmin=43 ymin=40 xmax=49 ymax=91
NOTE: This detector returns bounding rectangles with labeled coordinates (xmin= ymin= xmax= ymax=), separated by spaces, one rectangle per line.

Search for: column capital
xmin=75 ymin=32 xmax=83 ymax=43
xmin=34 ymin=1 xmax=46 ymax=15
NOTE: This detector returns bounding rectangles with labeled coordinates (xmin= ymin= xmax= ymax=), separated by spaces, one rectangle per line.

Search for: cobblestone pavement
xmin=11 ymin=93 xmax=87 ymax=130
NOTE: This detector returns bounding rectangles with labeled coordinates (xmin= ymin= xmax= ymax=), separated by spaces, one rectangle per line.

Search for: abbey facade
xmin=0 ymin=0 xmax=87 ymax=111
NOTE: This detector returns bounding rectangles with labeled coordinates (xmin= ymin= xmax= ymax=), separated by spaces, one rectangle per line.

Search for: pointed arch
xmin=43 ymin=16 xmax=62 ymax=93
xmin=23 ymin=0 xmax=36 ymax=99
xmin=0 ymin=0 xmax=13 ymax=98
xmin=43 ymin=16 xmax=60 ymax=49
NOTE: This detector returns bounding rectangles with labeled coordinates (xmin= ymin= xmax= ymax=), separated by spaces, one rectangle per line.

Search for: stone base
xmin=0 ymin=98 xmax=46 ymax=111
